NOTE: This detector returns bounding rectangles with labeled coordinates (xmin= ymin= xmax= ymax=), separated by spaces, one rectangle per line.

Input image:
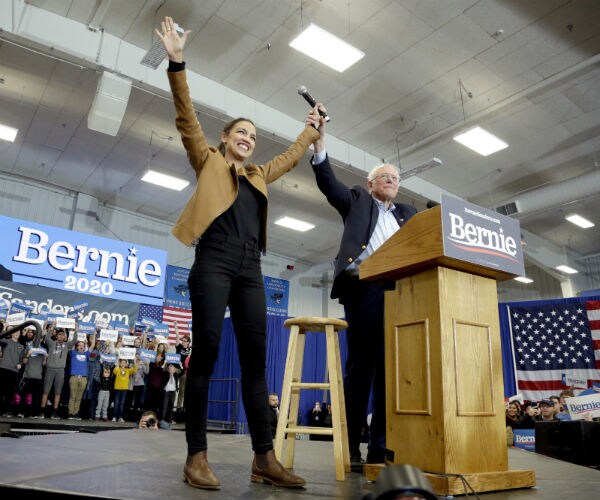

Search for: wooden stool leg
xmin=284 ymin=329 xmax=306 ymax=469
xmin=333 ymin=328 xmax=350 ymax=472
xmin=275 ymin=325 xmax=299 ymax=462
xmin=326 ymin=325 xmax=346 ymax=481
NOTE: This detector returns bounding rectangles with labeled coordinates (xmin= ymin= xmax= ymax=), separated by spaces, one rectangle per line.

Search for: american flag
xmin=163 ymin=306 xmax=193 ymax=344
xmin=509 ymin=300 xmax=600 ymax=401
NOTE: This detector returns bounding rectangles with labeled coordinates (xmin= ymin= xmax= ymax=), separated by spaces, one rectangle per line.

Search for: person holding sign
xmin=112 ymin=358 xmax=138 ymax=422
xmin=67 ymin=336 xmax=96 ymax=420
xmin=41 ymin=328 xmax=76 ymax=419
xmin=156 ymin=15 xmax=321 ymax=490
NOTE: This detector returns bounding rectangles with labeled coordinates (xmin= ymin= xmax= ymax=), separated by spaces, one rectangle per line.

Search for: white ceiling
xmin=1 ymin=0 xmax=600 ymax=292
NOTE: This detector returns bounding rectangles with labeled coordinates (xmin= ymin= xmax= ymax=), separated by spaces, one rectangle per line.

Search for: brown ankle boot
xmin=251 ymin=449 xmax=306 ymax=488
xmin=183 ymin=450 xmax=220 ymax=490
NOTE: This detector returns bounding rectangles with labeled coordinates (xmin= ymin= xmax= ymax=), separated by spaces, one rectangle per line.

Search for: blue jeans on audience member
xmin=113 ymin=390 xmax=127 ymax=420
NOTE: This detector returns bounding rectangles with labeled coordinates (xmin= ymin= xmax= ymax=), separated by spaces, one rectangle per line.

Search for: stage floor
xmin=0 ymin=422 xmax=599 ymax=499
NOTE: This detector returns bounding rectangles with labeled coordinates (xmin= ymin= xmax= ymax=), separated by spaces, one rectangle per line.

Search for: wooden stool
xmin=274 ymin=316 xmax=350 ymax=481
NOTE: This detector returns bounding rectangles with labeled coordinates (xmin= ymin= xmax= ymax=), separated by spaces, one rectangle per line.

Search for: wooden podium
xmin=360 ymin=202 xmax=535 ymax=495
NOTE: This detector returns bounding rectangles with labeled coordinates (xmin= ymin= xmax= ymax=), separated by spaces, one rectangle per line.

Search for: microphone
xmin=426 ymin=200 xmax=440 ymax=209
xmin=297 ymin=85 xmax=330 ymax=122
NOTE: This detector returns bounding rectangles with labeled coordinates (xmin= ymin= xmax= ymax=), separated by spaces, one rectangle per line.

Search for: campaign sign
xmin=77 ymin=321 xmax=96 ymax=334
xmin=0 ymin=215 xmax=167 ymax=305
xmin=441 ymin=194 xmax=524 ymax=276
xmin=28 ymin=347 xmax=48 ymax=357
xmin=513 ymin=429 xmax=535 ymax=451
xmin=76 ymin=332 xmax=88 ymax=342
xmin=141 ymin=317 xmax=157 ymax=328
xmin=165 ymin=265 xmax=191 ymax=309
xmin=561 ymin=373 xmax=588 ymax=389
xmin=265 ymin=276 xmax=289 ymax=317
xmin=139 ymin=348 xmax=157 ymax=362
xmin=153 ymin=323 xmax=170 ymax=336
xmin=118 ymin=347 xmax=136 ymax=360
xmin=121 ymin=335 xmax=136 ymax=346
xmin=7 ymin=312 xmax=26 ymax=325
xmin=56 ymin=317 xmax=76 ymax=330
xmin=99 ymin=329 xmax=119 ymax=342
xmin=100 ymin=353 xmax=117 ymax=364
xmin=166 ymin=353 xmax=181 ymax=365
xmin=564 ymin=393 xmax=600 ymax=420
xmin=68 ymin=300 xmax=89 ymax=318
xmin=154 ymin=334 xmax=168 ymax=345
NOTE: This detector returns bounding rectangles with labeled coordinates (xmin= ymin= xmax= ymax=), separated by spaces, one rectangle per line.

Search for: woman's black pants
xmin=185 ymin=237 xmax=272 ymax=455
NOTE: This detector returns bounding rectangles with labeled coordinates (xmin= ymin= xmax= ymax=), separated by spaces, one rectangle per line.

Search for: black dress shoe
xmin=350 ymin=453 xmax=365 ymax=472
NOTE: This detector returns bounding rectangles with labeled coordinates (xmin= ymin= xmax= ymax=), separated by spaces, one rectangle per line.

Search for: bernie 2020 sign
xmin=0 ymin=215 xmax=167 ymax=305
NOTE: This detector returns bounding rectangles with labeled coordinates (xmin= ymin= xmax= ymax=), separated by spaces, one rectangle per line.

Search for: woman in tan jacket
xmin=157 ymin=16 xmax=322 ymax=491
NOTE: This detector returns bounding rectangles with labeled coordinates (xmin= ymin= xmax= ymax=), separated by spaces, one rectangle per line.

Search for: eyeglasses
xmin=372 ymin=173 xmax=399 ymax=183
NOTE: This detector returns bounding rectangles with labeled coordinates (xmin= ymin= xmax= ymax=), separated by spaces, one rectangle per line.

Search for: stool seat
xmin=275 ymin=316 xmax=350 ymax=481
xmin=284 ymin=316 xmax=348 ymax=330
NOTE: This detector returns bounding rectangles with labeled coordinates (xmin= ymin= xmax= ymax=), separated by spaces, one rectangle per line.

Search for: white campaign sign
xmin=564 ymin=393 xmax=600 ymax=420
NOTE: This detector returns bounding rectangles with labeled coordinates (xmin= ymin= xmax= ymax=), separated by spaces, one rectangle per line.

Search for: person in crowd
xmin=131 ymin=353 xmax=149 ymax=416
xmin=160 ymin=363 xmax=181 ymax=426
xmin=505 ymin=401 xmax=522 ymax=429
xmin=536 ymin=399 xmax=559 ymax=422
xmin=309 ymin=102 xmax=417 ymax=468
xmin=41 ymin=327 xmax=76 ymax=419
xmin=18 ymin=342 xmax=47 ymax=418
xmin=67 ymin=336 xmax=96 ymax=419
xmin=155 ymin=15 xmax=320 ymax=490
xmin=556 ymin=389 xmax=574 ymax=420
xmin=268 ymin=393 xmax=279 ymax=438
xmin=0 ymin=329 xmax=27 ymax=416
xmin=145 ymin=350 xmax=165 ymax=415
xmin=83 ymin=337 xmax=103 ymax=420
xmin=18 ymin=325 xmax=36 ymax=347
xmin=518 ymin=401 xmax=540 ymax=429
xmin=112 ymin=358 xmax=138 ymax=422
xmin=95 ymin=365 xmax=113 ymax=421
xmin=138 ymin=410 xmax=159 ymax=430
xmin=174 ymin=322 xmax=191 ymax=412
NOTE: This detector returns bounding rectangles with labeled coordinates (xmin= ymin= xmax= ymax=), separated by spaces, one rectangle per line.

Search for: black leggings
xmin=185 ymin=237 xmax=272 ymax=455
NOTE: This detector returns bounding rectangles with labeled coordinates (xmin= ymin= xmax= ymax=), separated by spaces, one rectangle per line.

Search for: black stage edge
xmin=1 ymin=422 xmax=599 ymax=499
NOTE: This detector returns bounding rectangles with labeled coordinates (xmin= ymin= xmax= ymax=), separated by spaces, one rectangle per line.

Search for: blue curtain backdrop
xmin=207 ymin=316 xmax=348 ymax=428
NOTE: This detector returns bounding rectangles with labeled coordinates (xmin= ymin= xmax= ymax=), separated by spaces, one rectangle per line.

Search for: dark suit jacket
xmin=311 ymin=155 xmax=417 ymax=301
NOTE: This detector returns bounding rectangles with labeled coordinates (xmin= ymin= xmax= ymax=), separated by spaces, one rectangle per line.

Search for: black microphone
xmin=426 ymin=200 xmax=440 ymax=209
xmin=297 ymin=85 xmax=330 ymax=122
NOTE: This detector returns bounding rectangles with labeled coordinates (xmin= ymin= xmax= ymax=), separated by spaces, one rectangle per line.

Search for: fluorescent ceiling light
xmin=0 ymin=124 xmax=18 ymax=142
xmin=453 ymin=126 xmax=508 ymax=156
xmin=289 ymin=23 xmax=364 ymax=72
xmin=556 ymin=265 xmax=578 ymax=274
xmin=141 ymin=170 xmax=189 ymax=191
xmin=514 ymin=276 xmax=534 ymax=284
xmin=274 ymin=216 xmax=315 ymax=232
xmin=565 ymin=214 xmax=594 ymax=229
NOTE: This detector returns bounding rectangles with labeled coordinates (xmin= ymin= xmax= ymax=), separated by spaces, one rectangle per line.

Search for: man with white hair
xmin=309 ymin=105 xmax=418 ymax=468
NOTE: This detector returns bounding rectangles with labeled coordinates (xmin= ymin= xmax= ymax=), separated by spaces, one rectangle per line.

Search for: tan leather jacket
xmin=168 ymin=70 xmax=320 ymax=248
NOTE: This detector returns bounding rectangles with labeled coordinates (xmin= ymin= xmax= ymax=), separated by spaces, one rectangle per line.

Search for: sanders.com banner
xmin=0 ymin=215 xmax=167 ymax=305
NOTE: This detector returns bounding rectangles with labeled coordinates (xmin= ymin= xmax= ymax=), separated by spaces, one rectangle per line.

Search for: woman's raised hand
xmin=155 ymin=16 xmax=191 ymax=64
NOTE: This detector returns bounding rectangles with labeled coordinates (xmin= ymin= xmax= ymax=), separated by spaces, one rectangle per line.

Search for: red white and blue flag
xmin=508 ymin=300 xmax=600 ymax=401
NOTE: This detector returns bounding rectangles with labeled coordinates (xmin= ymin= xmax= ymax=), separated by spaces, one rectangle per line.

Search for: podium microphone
xmin=297 ymin=85 xmax=330 ymax=122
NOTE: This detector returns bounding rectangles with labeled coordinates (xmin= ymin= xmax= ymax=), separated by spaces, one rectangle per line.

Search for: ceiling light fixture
xmin=274 ymin=216 xmax=315 ymax=232
xmin=514 ymin=276 xmax=534 ymax=284
xmin=453 ymin=126 xmax=508 ymax=156
xmin=0 ymin=123 xmax=18 ymax=142
xmin=289 ymin=23 xmax=364 ymax=72
xmin=556 ymin=265 xmax=578 ymax=274
xmin=565 ymin=214 xmax=595 ymax=229
xmin=141 ymin=170 xmax=189 ymax=191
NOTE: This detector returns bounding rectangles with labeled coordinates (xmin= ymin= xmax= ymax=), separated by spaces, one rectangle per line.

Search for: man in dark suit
xmin=308 ymin=105 xmax=417 ymax=467
xmin=268 ymin=392 xmax=279 ymax=438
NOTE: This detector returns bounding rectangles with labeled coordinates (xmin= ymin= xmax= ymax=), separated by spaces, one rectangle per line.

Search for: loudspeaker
xmin=535 ymin=420 xmax=600 ymax=466
xmin=87 ymin=71 xmax=132 ymax=136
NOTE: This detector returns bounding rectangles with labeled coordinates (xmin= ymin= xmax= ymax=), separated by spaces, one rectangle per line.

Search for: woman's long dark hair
xmin=218 ymin=117 xmax=255 ymax=157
